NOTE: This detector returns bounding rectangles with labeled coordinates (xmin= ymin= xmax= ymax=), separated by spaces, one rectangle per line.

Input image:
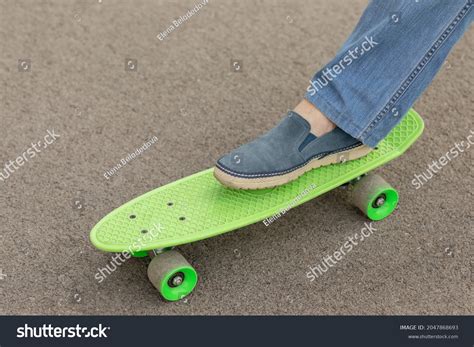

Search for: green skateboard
xmin=90 ymin=109 xmax=424 ymax=301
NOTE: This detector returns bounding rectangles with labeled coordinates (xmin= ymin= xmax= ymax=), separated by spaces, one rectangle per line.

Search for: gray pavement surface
xmin=0 ymin=0 xmax=472 ymax=315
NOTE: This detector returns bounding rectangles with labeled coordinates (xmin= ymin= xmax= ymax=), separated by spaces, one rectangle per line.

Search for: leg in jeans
xmin=215 ymin=0 xmax=473 ymax=189
xmin=305 ymin=0 xmax=473 ymax=147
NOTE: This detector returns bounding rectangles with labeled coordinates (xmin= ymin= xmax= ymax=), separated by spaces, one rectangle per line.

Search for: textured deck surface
xmin=91 ymin=110 xmax=423 ymax=252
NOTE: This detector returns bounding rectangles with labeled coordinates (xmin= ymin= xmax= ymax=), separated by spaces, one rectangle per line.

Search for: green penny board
xmin=90 ymin=109 xmax=424 ymax=253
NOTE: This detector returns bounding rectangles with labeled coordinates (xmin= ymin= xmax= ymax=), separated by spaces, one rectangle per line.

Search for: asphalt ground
xmin=0 ymin=0 xmax=472 ymax=314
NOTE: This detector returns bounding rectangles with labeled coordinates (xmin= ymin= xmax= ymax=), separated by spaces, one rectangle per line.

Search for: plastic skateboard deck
xmin=90 ymin=109 xmax=424 ymax=254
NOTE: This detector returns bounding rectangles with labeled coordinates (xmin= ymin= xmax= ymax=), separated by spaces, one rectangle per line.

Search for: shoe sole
xmin=214 ymin=145 xmax=373 ymax=190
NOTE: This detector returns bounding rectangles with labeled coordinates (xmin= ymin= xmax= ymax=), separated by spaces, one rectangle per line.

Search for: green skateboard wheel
xmin=351 ymin=174 xmax=399 ymax=221
xmin=147 ymin=250 xmax=197 ymax=301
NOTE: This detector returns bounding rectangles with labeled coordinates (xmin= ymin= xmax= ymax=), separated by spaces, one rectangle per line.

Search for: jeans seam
xmin=360 ymin=1 xmax=473 ymax=139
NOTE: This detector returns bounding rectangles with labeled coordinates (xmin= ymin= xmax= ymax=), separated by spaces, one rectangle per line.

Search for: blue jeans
xmin=305 ymin=0 xmax=473 ymax=147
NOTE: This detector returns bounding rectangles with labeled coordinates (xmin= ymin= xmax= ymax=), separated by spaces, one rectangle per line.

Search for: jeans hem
xmin=304 ymin=93 xmax=372 ymax=147
xmin=361 ymin=132 xmax=384 ymax=148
